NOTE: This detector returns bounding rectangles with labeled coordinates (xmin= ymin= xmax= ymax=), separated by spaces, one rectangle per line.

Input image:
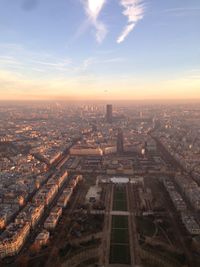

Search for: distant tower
xmin=117 ymin=128 xmax=124 ymax=154
xmin=106 ymin=104 xmax=112 ymax=123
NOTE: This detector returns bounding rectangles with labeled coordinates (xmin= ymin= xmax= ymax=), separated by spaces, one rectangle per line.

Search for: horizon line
xmin=1 ymin=98 xmax=200 ymax=103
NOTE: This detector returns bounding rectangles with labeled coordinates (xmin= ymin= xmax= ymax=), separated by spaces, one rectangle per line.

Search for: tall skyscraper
xmin=106 ymin=104 xmax=112 ymax=123
xmin=117 ymin=128 xmax=124 ymax=154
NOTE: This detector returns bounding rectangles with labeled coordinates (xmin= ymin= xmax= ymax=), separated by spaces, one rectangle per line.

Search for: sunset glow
xmin=0 ymin=0 xmax=200 ymax=101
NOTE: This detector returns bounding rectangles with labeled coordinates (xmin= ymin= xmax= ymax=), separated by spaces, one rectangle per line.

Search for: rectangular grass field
xmin=109 ymin=215 xmax=131 ymax=265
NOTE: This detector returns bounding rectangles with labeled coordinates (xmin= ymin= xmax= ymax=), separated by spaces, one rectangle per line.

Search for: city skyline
xmin=0 ymin=0 xmax=200 ymax=100
xmin=1 ymin=102 xmax=200 ymax=267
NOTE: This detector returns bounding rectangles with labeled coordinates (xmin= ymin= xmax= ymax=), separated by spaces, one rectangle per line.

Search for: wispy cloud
xmin=0 ymin=41 xmax=125 ymax=82
xmin=117 ymin=0 xmax=145 ymax=43
xmin=0 ymin=56 xmax=23 ymax=66
xmin=117 ymin=23 xmax=135 ymax=44
xmin=0 ymin=43 xmax=95 ymax=77
xmin=83 ymin=0 xmax=107 ymax=43
xmin=30 ymin=59 xmax=72 ymax=71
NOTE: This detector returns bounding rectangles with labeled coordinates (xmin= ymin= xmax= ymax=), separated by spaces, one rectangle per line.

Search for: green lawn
xmin=110 ymin=215 xmax=131 ymax=265
xmin=113 ymin=186 xmax=127 ymax=211
xmin=114 ymin=191 xmax=126 ymax=200
xmin=112 ymin=215 xmax=128 ymax=229
xmin=111 ymin=228 xmax=129 ymax=244
xmin=113 ymin=200 xmax=127 ymax=211
xmin=109 ymin=244 xmax=131 ymax=264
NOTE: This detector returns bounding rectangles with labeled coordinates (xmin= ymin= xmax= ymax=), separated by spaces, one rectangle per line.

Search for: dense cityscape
xmin=0 ymin=102 xmax=200 ymax=267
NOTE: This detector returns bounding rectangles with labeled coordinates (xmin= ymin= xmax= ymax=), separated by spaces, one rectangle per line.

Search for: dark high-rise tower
xmin=117 ymin=128 xmax=124 ymax=154
xmin=106 ymin=104 xmax=112 ymax=123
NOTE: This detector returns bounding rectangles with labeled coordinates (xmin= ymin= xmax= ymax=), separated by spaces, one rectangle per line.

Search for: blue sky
xmin=0 ymin=0 xmax=200 ymax=100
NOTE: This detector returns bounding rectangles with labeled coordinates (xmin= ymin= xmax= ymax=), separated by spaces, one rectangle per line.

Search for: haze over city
xmin=0 ymin=0 xmax=200 ymax=101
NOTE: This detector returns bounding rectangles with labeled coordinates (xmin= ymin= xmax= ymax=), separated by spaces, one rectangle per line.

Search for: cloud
xmin=94 ymin=20 xmax=107 ymax=43
xmin=85 ymin=0 xmax=106 ymax=20
xmin=117 ymin=23 xmax=135 ymax=43
xmin=0 ymin=56 xmax=23 ymax=66
xmin=83 ymin=0 xmax=107 ymax=43
xmin=30 ymin=59 xmax=72 ymax=72
xmin=117 ymin=0 xmax=145 ymax=43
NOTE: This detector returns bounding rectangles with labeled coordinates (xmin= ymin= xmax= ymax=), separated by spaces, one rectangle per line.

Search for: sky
xmin=0 ymin=0 xmax=200 ymax=101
